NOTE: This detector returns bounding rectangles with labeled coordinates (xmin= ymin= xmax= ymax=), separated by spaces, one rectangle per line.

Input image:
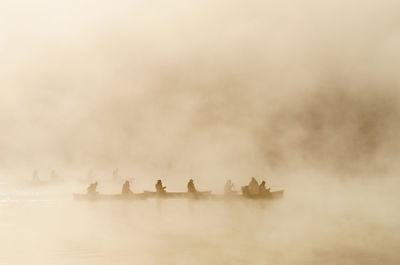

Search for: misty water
xmin=2 ymin=0 xmax=400 ymax=264
xmin=1 ymin=178 xmax=399 ymax=265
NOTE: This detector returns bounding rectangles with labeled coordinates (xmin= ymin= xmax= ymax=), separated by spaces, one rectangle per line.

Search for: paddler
xmin=87 ymin=181 xmax=98 ymax=195
xmin=122 ymin=180 xmax=133 ymax=196
xmin=50 ymin=170 xmax=58 ymax=181
xmin=155 ymin=179 xmax=166 ymax=194
xmin=224 ymin=180 xmax=235 ymax=195
xmin=32 ymin=170 xmax=40 ymax=182
xmin=112 ymin=168 xmax=120 ymax=181
xmin=187 ymin=179 xmax=197 ymax=193
xmin=248 ymin=177 xmax=259 ymax=195
xmin=258 ymin=180 xmax=270 ymax=195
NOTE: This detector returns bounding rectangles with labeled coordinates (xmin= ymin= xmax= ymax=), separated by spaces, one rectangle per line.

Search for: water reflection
xmin=0 ymin=185 xmax=398 ymax=265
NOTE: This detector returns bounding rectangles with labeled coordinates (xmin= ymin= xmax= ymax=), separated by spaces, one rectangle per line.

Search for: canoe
xmin=143 ymin=191 xmax=213 ymax=199
xmin=209 ymin=190 xmax=284 ymax=200
xmin=28 ymin=179 xmax=63 ymax=186
xmin=73 ymin=193 xmax=147 ymax=201
xmin=73 ymin=190 xmax=284 ymax=201
xmin=242 ymin=190 xmax=284 ymax=199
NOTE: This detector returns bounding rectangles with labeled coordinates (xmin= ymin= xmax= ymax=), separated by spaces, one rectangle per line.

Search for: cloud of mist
xmin=255 ymin=87 xmax=400 ymax=175
xmin=1 ymin=0 xmax=400 ymax=180
xmin=1 ymin=3 xmax=400 ymax=265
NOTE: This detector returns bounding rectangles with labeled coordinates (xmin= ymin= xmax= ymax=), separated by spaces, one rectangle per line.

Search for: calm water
xmin=0 ymin=182 xmax=399 ymax=265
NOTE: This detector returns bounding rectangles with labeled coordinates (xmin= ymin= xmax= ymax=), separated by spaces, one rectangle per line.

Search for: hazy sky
xmin=1 ymin=0 xmax=400 ymax=179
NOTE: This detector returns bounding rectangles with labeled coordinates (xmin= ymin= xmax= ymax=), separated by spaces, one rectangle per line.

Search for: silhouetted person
xmin=32 ymin=170 xmax=40 ymax=182
xmin=87 ymin=181 xmax=98 ymax=195
xmin=122 ymin=180 xmax=133 ymax=196
xmin=224 ymin=180 xmax=235 ymax=195
xmin=248 ymin=177 xmax=259 ymax=195
xmin=112 ymin=168 xmax=120 ymax=181
xmin=259 ymin=180 xmax=270 ymax=195
xmin=50 ymin=170 xmax=58 ymax=181
xmin=155 ymin=179 xmax=166 ymax=194
xmin=241 ymin=185 xmax=250 ymax=196
xmin=187 ymin=179 xmax=197 ymax=193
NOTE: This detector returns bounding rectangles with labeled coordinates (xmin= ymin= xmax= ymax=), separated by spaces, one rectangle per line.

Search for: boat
xmin=73 ymin=193 xmax=147 ymax=201
xmin=241 ymin=190 xmax=284 ymax=199
xmin=143 ymin=191 xmax=213 ymax=199
xmin=27 ymin=179 xmax=64 ymax=187
xmin=73 ymin=190 xmax=284 ymax=201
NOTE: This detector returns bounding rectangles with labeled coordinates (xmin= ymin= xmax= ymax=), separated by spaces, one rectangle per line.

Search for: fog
xmin=1 ymin=0 xmax=400 ymax=264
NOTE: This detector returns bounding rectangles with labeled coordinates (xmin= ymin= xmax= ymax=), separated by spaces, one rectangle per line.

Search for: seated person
xmin=258 ymin=181 xmax=270 ymax=195
xmin=87 ymin=181 xmax=98 ymax=195
xmin=112 ymin=168 xmax=121 ymax=181
xmin=50 ymin=170 xmax=58 ymax=181
xmin=187 ymin=179 xmax=197 ymax=193
xmin=224 ymin=180 xmax=235 ymax=195
xmin=155 ymin=179 xmax=166 ymax=194
xmin=122 ymin=180 xmax=133 ymax=196
xmin=248 ymin=177 xmax=259 ymax=195
xmin=32 ymin=170 xmax=40 ymax=182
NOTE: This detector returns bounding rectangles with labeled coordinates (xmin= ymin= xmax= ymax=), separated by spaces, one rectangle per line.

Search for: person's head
xmin=251 ymin=177 xmax=256 ymax=181
xmin=189 ymin=179 xmax=193 ymax=183
xmin=261 ymin=181 xmax=265 ymax=185
xmin=157 ymin=179 xmax=161 ymax=183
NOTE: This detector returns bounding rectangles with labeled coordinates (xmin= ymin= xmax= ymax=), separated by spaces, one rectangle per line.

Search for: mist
xmin=0 ymin=0 xmax=400 ymax=264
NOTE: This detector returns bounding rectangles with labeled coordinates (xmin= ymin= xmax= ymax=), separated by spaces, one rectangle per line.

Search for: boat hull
xmin=143 ymin=191 xmax=213 ymax=199
xmin=73 ymin=190 xmax=284 ymax=201
xmin=73 ymin=193 xmax=147 ymax=201
xmin=241 ymin=190 xmax=284 ymax=199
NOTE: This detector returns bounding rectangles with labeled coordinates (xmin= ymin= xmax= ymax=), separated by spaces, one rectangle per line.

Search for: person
xmin=187 ymin=179 xmax=197 ymax=193
xmin=241 ymin=185 xmax=250 ymax=196
xmin=155 ymin=179 xmax=166 ymax=194
xmin=32 ymin=170 xmax=40 ymax=182
xmin=112 ymin=168 xmax=120 ymax=181
xmin=259 ymin=180 xmax=270 ymax=195
xmin=248 ymin=177 xmax=259 ymax=195
xmin=50 ymin=170 xmax=58 ymax=181
xmin=87 ymin=181 xmax=98 ymax=195
xmin=122 ymin=180 xmax=133 ymax=196
xmin=224 ymin=180 xmax=235 ymax=195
